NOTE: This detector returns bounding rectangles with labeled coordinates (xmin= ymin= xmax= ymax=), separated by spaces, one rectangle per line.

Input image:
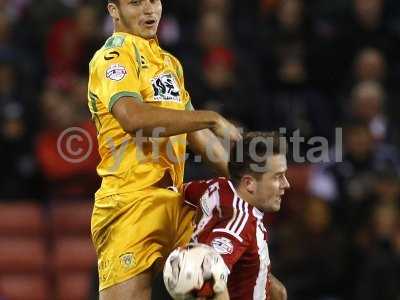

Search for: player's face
xmin=110 ymin=0 xmax=162 ymax=39
xmin=254 ymin=154 xmax=290 ymax=212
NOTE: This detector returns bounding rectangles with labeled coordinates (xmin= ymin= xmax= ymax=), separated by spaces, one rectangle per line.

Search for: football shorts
xmin=91 ymin=187 xmax=195 ymax=291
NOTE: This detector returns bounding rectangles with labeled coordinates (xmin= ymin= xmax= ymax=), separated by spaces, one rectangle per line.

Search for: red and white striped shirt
xmin=184 ymin=178 xmax=272 ymax=300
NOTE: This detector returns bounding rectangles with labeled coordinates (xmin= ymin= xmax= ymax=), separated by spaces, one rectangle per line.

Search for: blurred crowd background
xmin=0 ymin=0 xmax=400 ymax=299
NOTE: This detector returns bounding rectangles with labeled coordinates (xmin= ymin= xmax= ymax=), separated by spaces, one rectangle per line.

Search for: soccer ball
xmin=163 ymin=243 xmax=230 ymax=300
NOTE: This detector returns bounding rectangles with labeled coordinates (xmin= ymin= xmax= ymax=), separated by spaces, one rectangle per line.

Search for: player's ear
xmin=242 ymin=175 xmax=257 ymax=194
xmin=108 ymin=3 xmax=120 ymax=20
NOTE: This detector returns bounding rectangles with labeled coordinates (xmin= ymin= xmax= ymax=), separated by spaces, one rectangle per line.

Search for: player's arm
xmin=270 ymin=273 xmax=287 ymax=300
xmin=188 ymin=129 xmax=229 ymax=177
xmin=195 ymin=288 xmax=229 ymax=300
xmin=112 ymin=98 xmax=238 ymax=139
xmin=195 ymin=231 xmax=247 ymax=300
xmin=96 ymin=46 xmax=241 ymax=140
xmin=214 ymin=289 xmax=229 ymax=300
xmin=183 ymin=180 xmax=209 ymax=207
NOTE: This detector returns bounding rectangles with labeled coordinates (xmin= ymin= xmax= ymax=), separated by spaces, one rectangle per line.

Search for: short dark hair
xmin=228 ymin=131 xmax=286 ymax=184
xmin=107 ymin=0 xmax=119 ymax=4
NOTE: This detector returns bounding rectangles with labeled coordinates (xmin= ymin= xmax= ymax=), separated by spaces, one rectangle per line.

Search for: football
xmin=163 ymin=243 xmax=230 ymax=299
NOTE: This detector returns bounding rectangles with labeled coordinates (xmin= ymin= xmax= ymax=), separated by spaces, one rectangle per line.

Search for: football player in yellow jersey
xmin=88 ymin=0 xmax=242 ymax=299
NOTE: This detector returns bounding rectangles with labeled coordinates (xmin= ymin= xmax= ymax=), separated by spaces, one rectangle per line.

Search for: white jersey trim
xmin=191 ymin=182 xmax=221 ymax=240
xmin=253 ymin=219 xmax=270 ymax=300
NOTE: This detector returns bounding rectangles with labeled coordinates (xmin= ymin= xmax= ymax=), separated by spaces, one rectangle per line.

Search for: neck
xmin=114 ymin=25 xmax=131 ymax=35
xmin=235 ymin=183 xmax=255 ymax=207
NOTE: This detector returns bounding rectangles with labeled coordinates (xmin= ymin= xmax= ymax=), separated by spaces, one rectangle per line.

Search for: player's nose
xmin=282 ymin=175 xmax=290 ymax=189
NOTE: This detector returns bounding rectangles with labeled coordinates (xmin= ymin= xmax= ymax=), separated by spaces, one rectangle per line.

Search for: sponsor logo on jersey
xmin=140 ymin=55 xmax=148 ymax=69
xmin=211 ymin=237 xmax=234 ymax=255
xmin=106 ymin=64 xmax=127 ymax=81
xmin=104 ymin=51 xmax=120 ymax=61
xmin=151 ymin=73 xmax=180 ymax=102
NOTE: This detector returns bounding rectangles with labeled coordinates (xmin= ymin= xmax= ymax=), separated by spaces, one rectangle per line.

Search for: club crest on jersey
xmin=106 ymin=64 xmax=127 ymax=81
xmin=211 ymin=237 xmax=234 ymax=255
xmin=119 ymin=252 xmax=135 ymax=269
xmin=151 ymin=73 xmax=180 ymax=102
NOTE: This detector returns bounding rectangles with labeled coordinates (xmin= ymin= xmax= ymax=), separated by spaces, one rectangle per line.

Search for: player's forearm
xmin=117 ymin=98 xmax=220 ymax=136
xmin=139 ymin=108 xmax=218 ymax=137
xmin=188 ymin=129 xmax=229 ymax=177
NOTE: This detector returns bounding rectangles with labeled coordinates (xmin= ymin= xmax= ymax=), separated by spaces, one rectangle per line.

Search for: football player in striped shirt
xmin=184 ymin=131 xmax=290 ymax=300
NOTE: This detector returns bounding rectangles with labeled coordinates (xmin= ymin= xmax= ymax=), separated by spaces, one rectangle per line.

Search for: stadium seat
xmin=49 ymin=201 xmax=92 ymax=236
xmin=0 ymin=203 xmax=45 ymax=237
xmin=52 ymin=237 xmax=96 ymax=272
xmin=0 ymin=237 xmax=47 ymax=273
xmin=0 ymin=274 xmax=51 ymax=300
xmin=55 ymin=272 xmax=92 ymax=300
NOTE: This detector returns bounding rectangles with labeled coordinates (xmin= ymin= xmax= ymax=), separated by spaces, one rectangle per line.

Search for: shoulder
xmin=95 ymin=35 xmax=137 ymax=61
xmin=162 ymin=50 xmax=184 ymax=75
xmin=215 ymin=179 xmax=243 ymax=215
xmin=184 ymin=178 xmax=231 ymax=215
xmin=161 ymin=50 xmax=182 ymax=66
xmin=90 ymin=35 xmax=139 ymax=74
xmin=212 ymin=179 xmax=257 ymax=241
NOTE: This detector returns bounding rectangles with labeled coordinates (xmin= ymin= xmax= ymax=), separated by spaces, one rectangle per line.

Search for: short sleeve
xmin=96 ymin=47 xmax=143 ymax=112
xmin=173 ymin=58 xmax=193 ymax=111
xmin=185 ymin=100 xmax=194 ymax=111
xmin=198 ymin=227 xmax=249 ymax=271
xmin=183 ymin=180 xmax=209 ymax=208
xmin=188 ymin=179 xmax=251 ymax=271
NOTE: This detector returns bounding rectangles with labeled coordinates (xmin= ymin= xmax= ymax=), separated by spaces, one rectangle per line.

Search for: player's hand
xmin=212 ymin=114 xmax=242 ymax=143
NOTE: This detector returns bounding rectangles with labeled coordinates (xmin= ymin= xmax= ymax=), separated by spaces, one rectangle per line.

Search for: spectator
xmin=273 ymin=197 xmax=346 ymax=299
xmin=354 ymin=203 xmax=400 ymax=299
xmin=353 ymin=47 xmax=387 ymax=83
xmin=309 ymin=121 xmax=400 ymax=228
xmin=45 ymin=3 xmax=102 ymax=76
xmin=35 ymin=78 xmax=99 ymax=199
xmin=0 ymin=61 xmax=37 ymax=198
xmin=348 ymin=81 xmax=390 ymax=142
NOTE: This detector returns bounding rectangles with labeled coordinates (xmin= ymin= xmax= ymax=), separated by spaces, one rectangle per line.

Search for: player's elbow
xmin=121 ymin=119 xmax=143 ymax=135
xmin=270 ymin=275 xmax=287 ymax=300
xmin=121 ymin=116 xmax=157 ymax=136
xmin=273 ymin=285 xmax=287 ymax=300
xmin=279 ymin=286 xmax=287 ymax=300
xmin=112 ymin=97 xmax=149 ymax=134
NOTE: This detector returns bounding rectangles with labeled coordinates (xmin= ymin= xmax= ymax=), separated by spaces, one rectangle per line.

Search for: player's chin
xmin=141 ymin=28 xmax=157 ymax=39
xmin=272 ymin=199 xmax=281 ymax=211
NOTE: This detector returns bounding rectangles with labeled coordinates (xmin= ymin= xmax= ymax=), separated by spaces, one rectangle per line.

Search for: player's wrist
xmin=208 ymin=111 xmax=222 ymax=129
xmin=195 ymin=110 xmax=220 ymax=129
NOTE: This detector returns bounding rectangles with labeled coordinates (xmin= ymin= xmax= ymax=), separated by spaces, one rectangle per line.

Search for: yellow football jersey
xmin=88 ymin=32 xmax=193 ymax=199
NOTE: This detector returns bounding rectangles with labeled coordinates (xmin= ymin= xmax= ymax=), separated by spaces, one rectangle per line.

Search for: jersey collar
xmin=252 ymin=207 xmax=264 ymax=219
xmin=228 ymin=180 xmax=264 ymax=219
